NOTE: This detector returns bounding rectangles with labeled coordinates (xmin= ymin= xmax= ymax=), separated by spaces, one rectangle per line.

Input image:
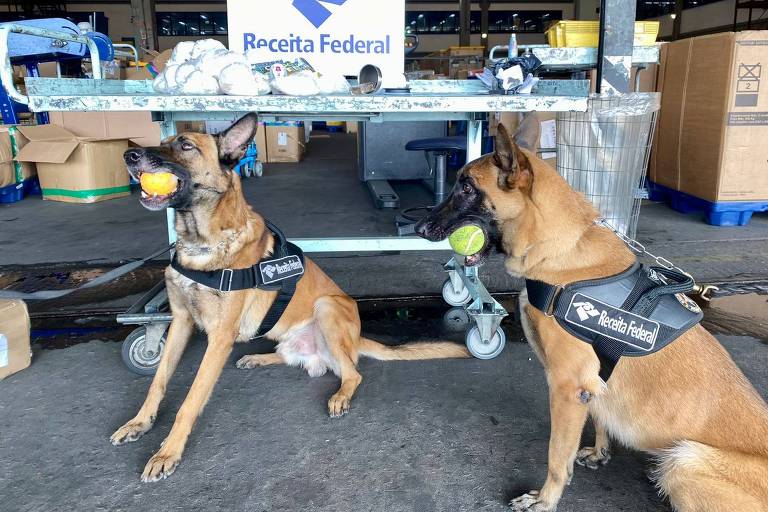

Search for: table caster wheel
xmin=243 ymin=165 xmax=253 ymax=178
xmin=121 ymin=327 xmax=165 ymax=376
xmin=442 ymin=307 xmax=470 ymax=332
xmin=442 ymin=279 xmax=471 ymax=307
xmin=465 ymin=325 xmax=505 ymax=360
xmin=254 ymin=161 xmax=264 ymax=177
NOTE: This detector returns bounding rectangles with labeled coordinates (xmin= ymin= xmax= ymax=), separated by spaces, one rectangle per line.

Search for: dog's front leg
xmin=111 ymin=306 xmax=195 ymax=446
xmin=141 ymin=330 xmax=235 ymax=482
xmin=576 ymin=417 xmax=611 ymax=470
xmin=510 ymin=383 xmax=589 ymax=511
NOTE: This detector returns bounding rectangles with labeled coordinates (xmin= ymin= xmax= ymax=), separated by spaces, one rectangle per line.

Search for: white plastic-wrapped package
xmin=189 ymin=39 xmax=226 ymax=60
xmin=180 ymin=69 xmax=220 ymax=95
xmin=316 ymin=73 xmax=350 ymax=95
xmin=219 ymin=62 xmax=266 ymax=95
xmin=199 ymin=50 xmax=247 ymax=77
xmin=270 ymin=71 xmax=320 ymax=96
xmin=168 ymin=41 xmax=195 ymax=66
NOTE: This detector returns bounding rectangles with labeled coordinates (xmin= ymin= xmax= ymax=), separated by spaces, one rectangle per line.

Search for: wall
xmin=650 ymin=0 xmax=766 ymax=39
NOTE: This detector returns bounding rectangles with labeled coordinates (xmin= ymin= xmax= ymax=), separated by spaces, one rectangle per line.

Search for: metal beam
xmin=595 ymin=0 xmax=637 ymax=93
xmin=459 ymin=0 xmax=471 ymax=46
xmin=479 ymin=0 xmax=490 ymax=51
xmin=130 ymin=0 xmax=158 ymax=55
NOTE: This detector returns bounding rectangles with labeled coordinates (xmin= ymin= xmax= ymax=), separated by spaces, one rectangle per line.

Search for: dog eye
xmin=181 ymin=142 xmax=195 ymax=151
xmin=462 ymin=183 xmax=473 ymax=194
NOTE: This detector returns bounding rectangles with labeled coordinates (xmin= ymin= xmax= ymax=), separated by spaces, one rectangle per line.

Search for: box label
xmin=735 ymin=62 xmax=761 ymax=107
xmin=0 ymin=334 xmax=7 ymax=368
xmin=278 ymin=132 xmax=288 ymax=146
xmin=228 ymin=0 xmax=404 ymax=80
xmin=728 ymin=111 xmax=768 ymax=125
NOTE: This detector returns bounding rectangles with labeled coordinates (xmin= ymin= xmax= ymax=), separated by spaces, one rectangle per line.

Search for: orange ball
xmin=140 ymin=172 xmax=178 ymax=196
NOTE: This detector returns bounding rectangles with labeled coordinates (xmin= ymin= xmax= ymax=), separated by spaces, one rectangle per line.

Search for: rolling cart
xmin=0 ymin=20 xmax=659 ymax=374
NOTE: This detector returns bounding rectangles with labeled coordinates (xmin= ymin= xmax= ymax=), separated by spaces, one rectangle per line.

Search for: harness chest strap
xmin=171 ymin=221 xmax=305 ymax=337
xmin=525 ymin=263 xmax=703 ymax=381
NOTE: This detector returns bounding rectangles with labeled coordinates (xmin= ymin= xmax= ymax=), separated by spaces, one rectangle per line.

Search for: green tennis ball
xmin=449 ymin=225 xmax=486 ymax=256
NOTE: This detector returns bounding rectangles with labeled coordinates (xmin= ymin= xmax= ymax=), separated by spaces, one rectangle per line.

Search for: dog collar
xmin=525 ymin=263 xmax=702 ymax=381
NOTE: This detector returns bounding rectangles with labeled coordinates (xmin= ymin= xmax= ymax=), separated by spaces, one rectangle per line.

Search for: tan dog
xmin=416 ymin=117 xmax=768 ymax=511
xmin=112 ymin=114 xmax=468 ymax=482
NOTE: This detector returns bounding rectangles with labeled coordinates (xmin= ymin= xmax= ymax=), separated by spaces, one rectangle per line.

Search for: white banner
xmin=227 ymin=0 xmax=405 ymax=80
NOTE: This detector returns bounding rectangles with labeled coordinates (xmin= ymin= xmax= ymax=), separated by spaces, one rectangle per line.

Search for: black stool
xmin=405 ymin=136 xmax=467 ymax=204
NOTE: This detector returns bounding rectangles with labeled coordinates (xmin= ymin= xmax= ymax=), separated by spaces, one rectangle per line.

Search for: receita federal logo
xmin=564 ymin=293 xmax=660 ymax=351
xmin=293 ymin=0 xmax=348 ymax=28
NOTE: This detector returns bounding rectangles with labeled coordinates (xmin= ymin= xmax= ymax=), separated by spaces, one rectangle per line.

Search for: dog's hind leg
xmin=654 ymin=440 xmax=768 ymax=512
xmin=314 ymin=295 xmax=362 ymax=418
xmin=110 ymin=305 xmax=195 ymax=446
xmin=576 ymin=416 xmax=611 ymax=470
xmin=236 ymin=352 xmax=285 ymax=369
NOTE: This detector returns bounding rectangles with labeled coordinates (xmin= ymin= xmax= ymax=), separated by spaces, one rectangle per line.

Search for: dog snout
xmin=415 ymin=218 xmax=444 ymax=241
xmin=124 ymin=148 xmax=144 ymax=164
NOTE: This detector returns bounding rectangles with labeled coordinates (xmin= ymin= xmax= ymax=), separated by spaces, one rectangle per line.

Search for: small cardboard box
xmin=0 ymin=125 xmax=36 ymax=188
xmin=0 ymin=300 xmax=31 ymax=380
xmin=489 ymin=111 xmax=557 ymax=166
xmin=175 ymin=121 xmax=207 ymax=134
xmin=47 ymin=111 xmax=161 ymax=148
xmin=652 ymin=31 xmax=768 ymax=202
xmin=265 ymin=123 xmax=305 ymax=163
xmin=14 ymin=125 xmax=134 ymax=204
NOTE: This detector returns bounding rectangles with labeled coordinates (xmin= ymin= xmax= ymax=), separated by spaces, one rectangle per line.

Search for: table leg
xmin=465 ymin=119 xmax=483 ymax=163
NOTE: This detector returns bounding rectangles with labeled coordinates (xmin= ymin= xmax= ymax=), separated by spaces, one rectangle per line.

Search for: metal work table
xmin=0 ymin=22 xmax=659 ymax=369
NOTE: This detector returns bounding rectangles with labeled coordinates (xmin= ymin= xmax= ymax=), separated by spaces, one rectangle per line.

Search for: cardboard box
xmin=346 ymin=122 xmax=359 ymax=134
xmin=0 ymin=300 xmax=31 ymax=380
xmin=489 ymin=111 xmax=557 ymax=166
xmin=14 ymin=125 xmax=134 ymax=203
xmin=48 ymin=111 xmax=161 ymax=148
xmin=175 ymin=121 xmax=207 ymax=134
xmin=0 ymin=126 xmax=36 ymax=188
xmin=204 ymin=120 xmax=268 ymax=162
xmin=652 ymin=31 xmax=768 ymax=202
xmin=265 ymin=123 xmax=305 ymax=163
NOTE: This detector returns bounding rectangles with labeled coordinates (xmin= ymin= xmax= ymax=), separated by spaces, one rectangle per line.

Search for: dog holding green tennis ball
xmin=449 ymin=225 xmax=487 ymax=265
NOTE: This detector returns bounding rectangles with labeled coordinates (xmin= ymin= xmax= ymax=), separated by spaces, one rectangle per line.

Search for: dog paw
xmin=327 ymin=393 xmax=351 ymax=418
xmin=141 ymin=448 xmax=181 ymax=483
xmin=575 ymin=446 xmax=611 ymax=470
xmin=235 ymin=354 xmax=270 ymax=369
xmin=509 ymin=491 xmax=555 ymax=511
xmin=110 ymin=417 xmax=154 ymax=446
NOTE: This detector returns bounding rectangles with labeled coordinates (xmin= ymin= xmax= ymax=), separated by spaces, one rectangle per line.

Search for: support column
xmin=459 ymin=0 xmax=471 ymax=47
xmin=130 ymin=0 xmax=158 ymax=55
xmin=479 ymin=0 xmax=490 ymax=51
xmin=595 ymin=0 xmax=636 ymax=93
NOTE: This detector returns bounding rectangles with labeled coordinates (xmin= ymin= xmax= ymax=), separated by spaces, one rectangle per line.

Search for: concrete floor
xmin=1 ymin=132 xmax=767 ymax=512
xmin=1 ymin=327 xmax=765 ymax=511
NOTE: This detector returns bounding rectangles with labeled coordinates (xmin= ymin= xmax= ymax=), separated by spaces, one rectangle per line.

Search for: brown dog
xmin=111 ymin=113 xmax=468 ymax=482
xmin=416 ymin=117 xmax=768 ymax=511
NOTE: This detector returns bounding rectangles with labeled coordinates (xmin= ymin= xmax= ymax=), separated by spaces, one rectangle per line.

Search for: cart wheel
xmin=121 ymin=327 xmax=165 ymax=376
xmin=465 ymin=325 xmax=506 ymax=360
xmin=442 ymin=279 xmax=471 ymax=307
xmin=442 ymin=307 xmax=470 ymax=332
xmin=243 ymin=165 xmax=253 ymax=178
xmin=254 ymin=161 xmax=264 ymax=177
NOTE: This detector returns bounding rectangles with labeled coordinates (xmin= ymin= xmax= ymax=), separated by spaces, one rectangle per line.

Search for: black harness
xmin=171 ymin=220 xmax=305 ymax=337
xmin=526 ymin=263 xmax=703 ymax=381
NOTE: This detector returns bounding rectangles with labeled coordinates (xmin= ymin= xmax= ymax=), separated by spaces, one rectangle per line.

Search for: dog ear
xmin=513 ymin=113 xmax=541 ymax=152
xmin=494 ymin=123 xmax=533 ymax=191
xmin=218 ymin=113 xmax=258 ymax=165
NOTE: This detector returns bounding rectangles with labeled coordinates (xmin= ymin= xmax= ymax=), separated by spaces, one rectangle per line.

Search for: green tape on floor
xmin=41 ymin=186 xmax=130 ymax=199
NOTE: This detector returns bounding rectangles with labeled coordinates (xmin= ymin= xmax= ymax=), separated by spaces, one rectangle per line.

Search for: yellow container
xmin=546 ymin=20 xmax=660 ymax=48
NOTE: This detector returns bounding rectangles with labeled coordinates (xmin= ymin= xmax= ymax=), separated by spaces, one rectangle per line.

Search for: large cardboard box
xmin=265 ymin=123 xmax=305 ymax=163
xmin=47 ymin=111 xmax=161 ymax=148
xmin=489 ymin=111 xmax=557 ymax=167
xmin=0 ymin=300 xmax=31 ymax=380
xmin=0 ymin=126 xmax=36 ymax=188
xmin=14 ymin=125 xmax=134 ymax=204
xmin=652 ymin=31 xmax=768 ymax=202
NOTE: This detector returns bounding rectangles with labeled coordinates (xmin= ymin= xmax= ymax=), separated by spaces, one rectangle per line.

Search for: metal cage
xmin=555 ymin=93 xmax=660 ymax=237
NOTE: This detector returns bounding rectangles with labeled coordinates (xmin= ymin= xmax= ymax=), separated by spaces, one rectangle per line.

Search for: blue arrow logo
xmin=292 ymin=0 xmax=348 ymax=28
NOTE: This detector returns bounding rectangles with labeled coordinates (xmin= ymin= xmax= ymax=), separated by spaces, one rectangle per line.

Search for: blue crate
xmin=648 ymin=182 xmax=768 ymax=227
xmin=0 ymin=181 xmax=24 ymax=203
xmin=23 ymin=176 xmax=40 ymax=195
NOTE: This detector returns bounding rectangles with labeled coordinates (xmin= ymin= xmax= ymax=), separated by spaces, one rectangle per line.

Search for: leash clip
xmin=219 ymin=269 xmax=234 ymax=292
xmin=693 ymin=283 xmax=719 ymax=302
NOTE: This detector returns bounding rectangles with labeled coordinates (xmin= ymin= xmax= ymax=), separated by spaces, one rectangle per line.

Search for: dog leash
xmin=0 ymin=244 xmax=175 ymax=301
xmin=595 ymin=217 xmax=719 ymax=301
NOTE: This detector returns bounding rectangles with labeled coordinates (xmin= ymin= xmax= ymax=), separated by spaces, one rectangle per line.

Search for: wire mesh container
xmin=555 ymin=93 xmax=661 ymax=237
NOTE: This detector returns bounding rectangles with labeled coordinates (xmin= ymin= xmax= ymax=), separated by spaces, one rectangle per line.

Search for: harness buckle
xmin=219 ymin=269 xmax=234 ymax=292
xmin=545 ymin=285 xmax=564 ymax=317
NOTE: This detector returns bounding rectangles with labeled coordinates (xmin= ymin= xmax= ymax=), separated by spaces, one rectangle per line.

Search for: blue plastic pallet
xmin=0 ymin=177 xmax=40 ymax=204
xmin=648 ymin=182 xmax=768 ymax=226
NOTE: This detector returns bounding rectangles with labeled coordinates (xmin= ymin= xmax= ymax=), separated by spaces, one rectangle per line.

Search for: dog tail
xmin=359 ymin=337 xmax=470 ymax=361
